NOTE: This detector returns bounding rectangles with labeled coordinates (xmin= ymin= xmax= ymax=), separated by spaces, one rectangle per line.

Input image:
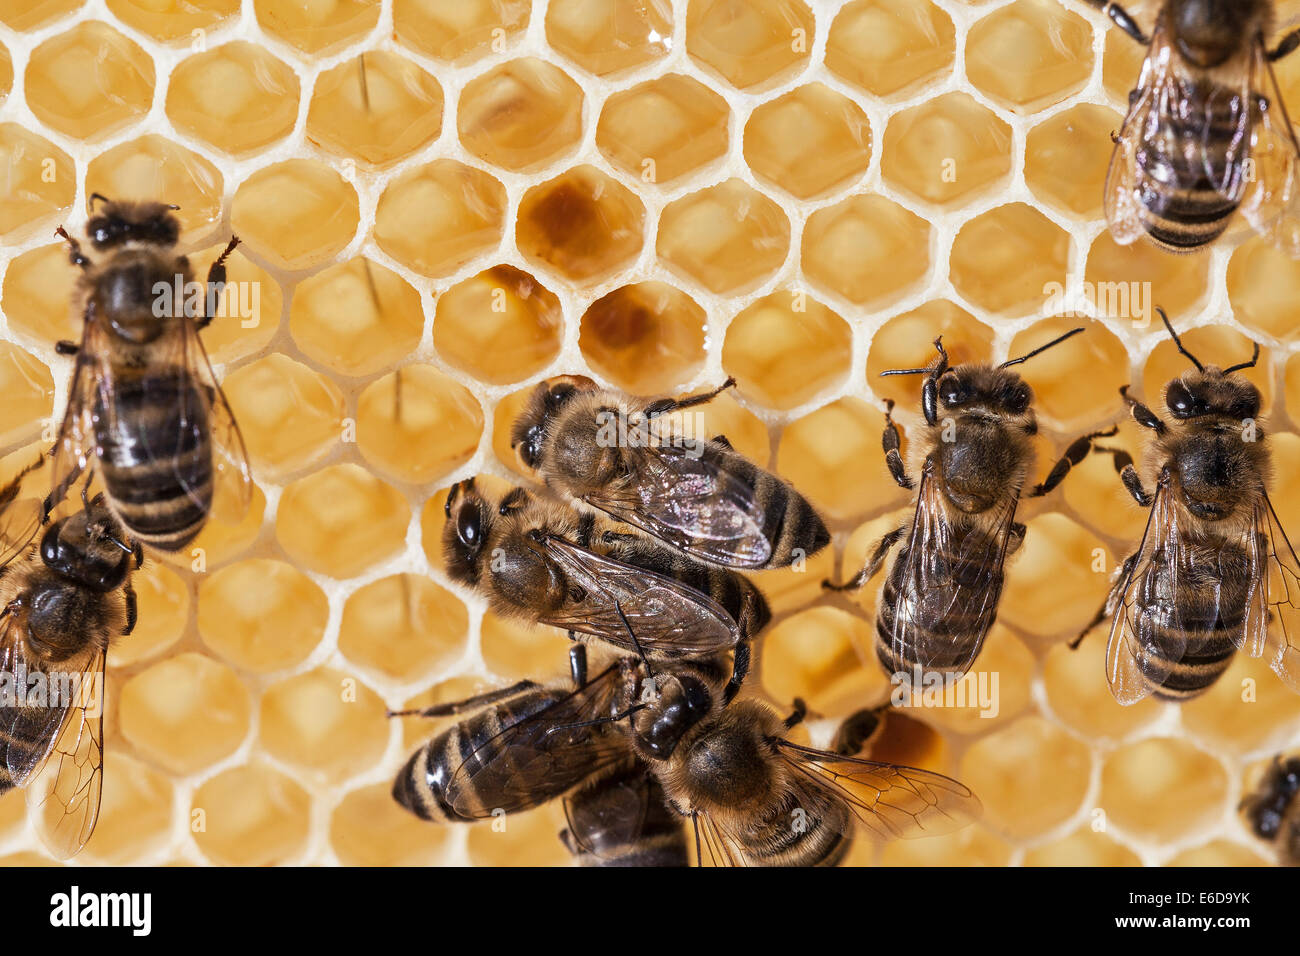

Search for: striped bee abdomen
xmin=95 ymin=371 xmax=212 ymax=551
xmin=562 ymin=766 xmax=688 ymax=867
xmin=736 ymin=789 xmax=851 ymax=867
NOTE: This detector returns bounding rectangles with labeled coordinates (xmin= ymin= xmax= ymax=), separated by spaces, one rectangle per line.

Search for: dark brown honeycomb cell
xmin=516 ymin=165 xmax=646 ymax=284
xmin=578 ymin=282 xmax=707 ymax=396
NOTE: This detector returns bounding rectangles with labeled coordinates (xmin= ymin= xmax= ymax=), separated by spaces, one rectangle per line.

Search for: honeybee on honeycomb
xmin=1075 ymin=310 xmax=1300 ymax=703
xmin=1096 ymin=0 xmax=1300 ymax=253
xmin=1240 ymin=753 xmax=1300 ymax=865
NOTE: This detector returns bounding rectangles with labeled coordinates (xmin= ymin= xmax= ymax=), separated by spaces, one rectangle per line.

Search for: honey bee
xmin=48 ymin=196 xmax=252 ymax=552
xmin=0 ymin=478 xmax=140 ymax=858
xmin=1097 ymin=0 xmax=1300 ymax=252
xmin=511 ymin=375 xmax=830 ymax=569
xmin=617 ymin=661 xmax=980 ymax=867
xmin=558 ymin=763 xmax=688 ymax=867
xmin=442 ymin=479 xmax=770 ymax=700
xmin=391 ymin=645 xmax=637 ymax=824
xmin=1240 ymin=754 xmax=1300 ymax=865
xmin=1073 ymin=311 xmax=1300 ymax=703
xmin=825 ymin=328 xmax=1113 ymax=680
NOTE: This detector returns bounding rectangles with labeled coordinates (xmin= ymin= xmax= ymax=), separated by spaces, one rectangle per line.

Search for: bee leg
xmin=782 ymin=697 xmax=808 ymax=730
xmin=1069 ymin=554 xmax=1135 ymax=649
xmin=1083 ymin=1 xmax=1148 ymax=45
xmin=387 ymin=679 xmax=540 ymax=718
xmin=1270 ymin=29 xmax=1300 ymax=62
xmin=881 ymin=399 xmax=915 ymax=490
xmin=1120 ymin=384 xmax=1166 ymax=435
xmin=1007 ymin=522 xmax=1026 ymax=556
xmin=644 ymin=377 xmax=736 ymax=417
xmin=54 ymin=226 xmax=90 ymax=270
xmin=133 ymin=541 xmax=145 ymax=568
xmin=568 ymin=643 xmax=587 ymax=688
xmin=123 ymin=583 xmax=138 ymax=636
xmin=723 ymin=641 xmax=750 ymax=704
xmin=823 ymin=526 xmax=905 ymax=592
xmin=1027 ymin=425 xmax=1120 ymax=497
xmin=498 ymin=486 xmax=528 ymax=515
xmin=54 ymin=340 xmax=80 ymax=356
xmin=1095 ymin=445 xmax=1153 ymax=506
xmin=194 ymin=235 xmax=241 ymax=333
xmin=710 ymin=434 xmax=732 ymax=450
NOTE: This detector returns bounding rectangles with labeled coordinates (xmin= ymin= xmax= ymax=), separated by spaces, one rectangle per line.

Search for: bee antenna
xmin=444 ymin=480 xmax=462 ymax=518
xmin=167 ymin=203 xmax=181 ymax=211
xmin=880 ymin=336 xmax=948 ymax=377
xmin=106 ymin=534 xmax=133 ymax=555
xmin=1224 ymin=341 xmax=1262 ymax=375
xmin=88 ymin=193 xmax=110 ymax=210
xmin=999 ymin=327 xmax=1085 ymax=369
xmin=1158 ymin=308 xmax=1204 ymax=372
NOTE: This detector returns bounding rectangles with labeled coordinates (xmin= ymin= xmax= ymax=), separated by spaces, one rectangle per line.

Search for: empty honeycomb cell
xmin=393 ymin=0 xmax=531 ymax=63
xmin=546 ymin=0 xmax=672 ymax=76
xmin=1101 ymin=25 xmax=1146 ymax=105
xmin=950 ymin=204 xmax=1069 ymax=316
xmin=0 ymin=344 xmax=53 ymax=447
xmin=276 ymin=464 xmax=409 ymax=578
xmin=877 ymin=825 xmax=1014 ymax=867
xmin=1227 ymin=237 xmax=1300 ymax=342
xmin=105 ymin=0 xmax=240 ymax=43
xmin=1022 ymin=829 xmax=1143 ymax=867
xmin=357 ymin=366 xmax=484 ymax=483
xmin=1276 ymin=432 xmax=1300 ymax=536
xmin=191 ymin=764 xmax=311 ymax=866
xmin=0 ymin=790 xmax=26 ymax=843
xmin=881 ymin=93 xmax=1012 ymax=207
xmin=197 ymin=559 xmax=329 ymax=673
xmin=166 ymin=42 xmax=299 ymax=156
xmin=373 ymin=160 xmax=507 ymax=278
xmin=686 ymin=0 xmax=813 ymax=91
xmin=307 ymin=55 xmax=441 ymax=169
xmin=458 ymin=58 xmax=584 ymax=173
xmin=1100 ymin=738 xmax=1229 ymax=843
xmin=230 ymin=160 xmax=359 ymax=271
xmin=434 ymin=265 xmax=563 ymax=385
xmin=0 ymin=0 xmax=81 ymax=31
xmin=331 ymin=782 xmax=452 ymax=866
xmin=110 ymin=561 xmax=189 ymax=668
xmin=259 ymin=667 xmax=388 ymax=780
xmin=760 ymin=607 xmax=888 ymax=718
xmin=1 ymin=243 xmax=79 ymax=346
xmin=186 ymin=243 xmax=281 ymax=364
xmin=656 ymin=178 xmax=790 ymax=295
xmin=1025 ymin=104 xmax=1123 ymax=220
xmin=777 ymin=398 xmax=904 ymax=521
xmin=466 ymin=802 xmax=572 ymax=867
xmin=290 ymin=258 xmax=423 ymax=377
xmin=722 ymin=290 xmax=852 ymax=411
xmin=825 ymin=0 xmax=955 ymax=99
xmin=85 ymin=135 xmax=222 ymax=238
xmin=25 ymin=21 xmax=154 ymax=140
xmin=1002 ymin=513 xmax=1112 ymax=639
xmin=1166 ymin=840 xmax=1270 ymax=867
xmin=480 ymin=612 xmax=574 ymax=682
xmin=959 ymin=716 xmax=1091 ymax=839
xmin=0 ymin=125 xmax=74 ymax=241
xmin=1040 ymin=632 xmax=1164 ymax=743
xmin=1141 ymin=324 xmax=1272 ymax=412
xmin=1009 ymin=318 xmax=1128 ymax=429
xmin=909 ymin=626 xmax=1035 ymax=733
xmin=742 ymin=84 xmax=872 ymax=200
xmin=965 ymin=0 xmax=1093 ymax=114
xmin=222 ymin=353 xmax=345 ymax=476
xmin=119 ymin=653 xmax=252 ymax=775
xmin=339 ymin=574 xmax=469 ymax=681
xmin=801 ymin=195 xmax=931 ymax=309
xmin=679 ymin=391 xmax=771 ymax=465
xmin=81 ymin=753 xmax=173 ymax=865
xmin=596 ymin=74 xmax=729 ymax=186
xmin=516 ymin=165 xmax=646 ymax=283
xmin=748 ymin=545 xmax=834 ymax=616
xmin=1181 ymin=654 xmax=1300 ymax=755
xmin=253 ymin=0 xmax=379 ymax=55
xmin=866 ymin=301 xmax=993 ymax=407
xmin=578 ymin=282 xmax=706 ymax=395
xmin=1084 ymin=233 xmax=1210 ymax=323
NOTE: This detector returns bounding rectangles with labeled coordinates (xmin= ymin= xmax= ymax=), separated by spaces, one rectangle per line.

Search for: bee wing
xmin=25 ymin=649 xmax=105 ymax=859
xmin=561 ymin=765 xmax=651 ymax=860
xmin=0 ymin=611 xmax=69 ymax=785
xmin=775 ymin=740 xmax=981 ymax=842
xmin=46 ymin=315 xmax=112 ymax=520
xmin=0 ymin=456 xmax=45 ymax=568
xmin=582 ymin=443 xmax=771 ymax=568
xmin=538 ymin=536 xmax=741 ymax=654
xmin=1242 ymin=491 xmax=1300 ymax=691
xmin=887 ymin=461 xmax=1019 ymax=678
xmin=690 ymin=810 xmax=748 ymax=868
xmin=1103 ymin=479 xmax=1184 ymax=705
xmin=1237 ymin=38 xmax=1300 ymax=255
xmin=446 ymin=665 xmax=633 ymax=818
xmin=177 ymin=312 xmax=252 ymax=524
xmin=1104 ymin=60 xmax=1162 ymax=246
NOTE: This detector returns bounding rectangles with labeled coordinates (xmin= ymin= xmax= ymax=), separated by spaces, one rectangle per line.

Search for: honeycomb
xmin=0 ymin=0 xmax=1297 ymax=868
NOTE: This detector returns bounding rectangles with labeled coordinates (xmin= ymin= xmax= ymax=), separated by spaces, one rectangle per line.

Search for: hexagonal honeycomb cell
xmin=0 ymin=0 xmax=1294 ymax=872
xmin=25 ymin=21 xmax=154 ymax=141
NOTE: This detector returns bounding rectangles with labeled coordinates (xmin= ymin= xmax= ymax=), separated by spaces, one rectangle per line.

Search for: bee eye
xmin=1005 ymin=384 xmax=1031 ymax=414
xmin=1166 ymin=382 xmax=1195 ymax=418
xmin=455 ymin=506 xmax=483 ymax=553
xmin=939 ymin=378 xmax=967 ymax=406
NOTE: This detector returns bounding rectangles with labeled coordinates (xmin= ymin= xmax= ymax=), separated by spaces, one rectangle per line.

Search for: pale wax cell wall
xmin=0 ymin=0 xmax=1296 ymax=866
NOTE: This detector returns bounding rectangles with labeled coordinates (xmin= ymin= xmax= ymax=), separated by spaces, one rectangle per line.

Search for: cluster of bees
xmin=1 ymin=0 xmax=1300 ymax=866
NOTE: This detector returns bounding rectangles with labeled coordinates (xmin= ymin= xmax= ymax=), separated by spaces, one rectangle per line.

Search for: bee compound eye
xmin=1166 ymin=381 xmax=1194 ymax=416
xmin=455 ymin=506 xmax=482 ymax=551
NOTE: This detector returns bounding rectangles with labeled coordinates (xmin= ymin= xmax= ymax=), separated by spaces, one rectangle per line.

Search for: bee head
xmin=632 ymin=671 xmax=715 ymax=761
xmin=1159 ymin=309 xmax=1262 ymax=423
xmin=1168 ymin=0 xmax=1254 ymax=68
xmin=85 ymin=196 xmax=181 ymax=251
xmin=441 ymin=479 xmax=492 ymax=586
xmin=40 ymin=496 xmax=133 ymax=593
xmin=511 ymin=375 xmax=596 ymax=471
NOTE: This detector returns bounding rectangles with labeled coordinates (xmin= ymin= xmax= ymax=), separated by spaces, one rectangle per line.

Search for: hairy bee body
xmin=559 ymin=764 xmax=688 ymax=867
xmin=1241 ymin=755 xmax=1300 ymax=865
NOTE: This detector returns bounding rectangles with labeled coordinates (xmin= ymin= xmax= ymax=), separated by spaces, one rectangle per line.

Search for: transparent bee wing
xmin=46 ymin=316 xmax=112 ymax=522
xmin=1237 ymin=40 xmax=1300 ymax=255
xmin=0 ymin=456 xmax=45 ymax=568
xmin=1105 ymin=58 xmax=1164 ymax=246
xmin=561 ymin=764 xmax=651 ymax=860
xmin=1242 ymin=492 xmax=1300 ymax=692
